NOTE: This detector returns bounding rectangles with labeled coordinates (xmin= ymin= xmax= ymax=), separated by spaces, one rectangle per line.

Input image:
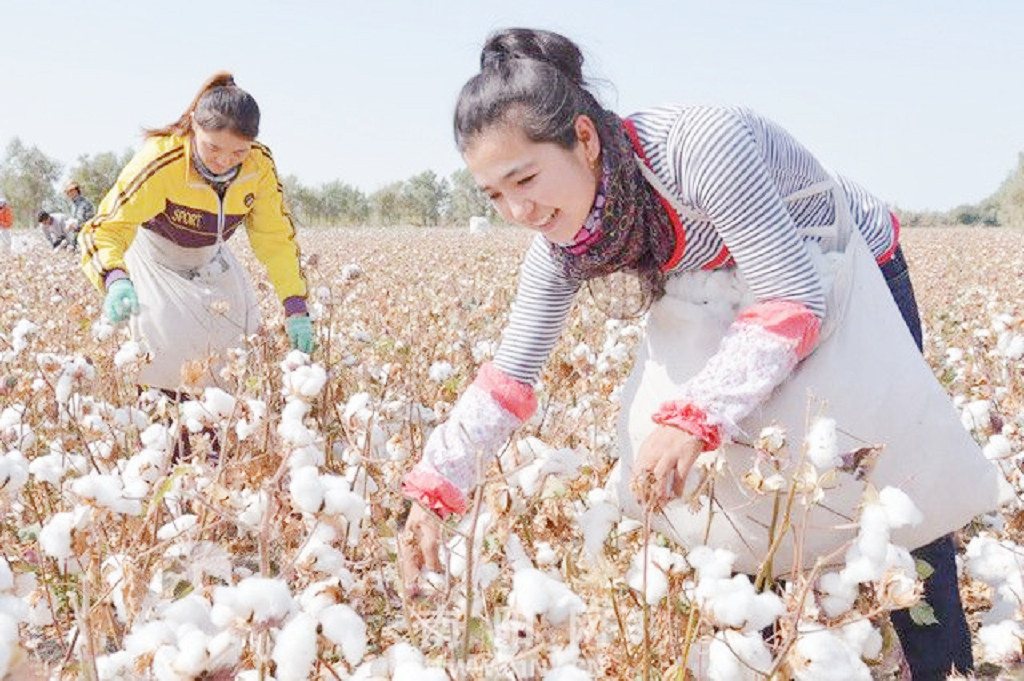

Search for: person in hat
xmin=64 ymin=181 xmax=95 ymax=236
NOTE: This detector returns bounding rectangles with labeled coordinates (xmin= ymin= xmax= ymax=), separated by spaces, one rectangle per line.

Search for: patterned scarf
xmin=550 ymin=111 xmax=677 ymax=311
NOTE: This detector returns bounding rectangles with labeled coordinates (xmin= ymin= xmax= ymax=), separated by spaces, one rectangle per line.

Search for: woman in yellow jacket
xmin=79 ymin=72 xmax=313 ymax=393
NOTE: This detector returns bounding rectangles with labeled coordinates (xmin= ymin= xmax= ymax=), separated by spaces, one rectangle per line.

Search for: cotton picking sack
xmin=125 ymin=229 xmax=260 ymax=392
xmin=616 ymin=178 xmax=1006 ymax=577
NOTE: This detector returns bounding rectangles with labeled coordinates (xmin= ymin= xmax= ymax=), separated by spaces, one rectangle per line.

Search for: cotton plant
xmin=504 ymin=436 xmax=584 ymax=497
xmin=626 ymin=543 xmax=689 ymax=606
xmin=0 ymin=318 xmax=38 ymax=360
xmin=964 ymin=534 xmax=1024 ymax=662
xmin=0 ymin=405 xmax=35 ymax=451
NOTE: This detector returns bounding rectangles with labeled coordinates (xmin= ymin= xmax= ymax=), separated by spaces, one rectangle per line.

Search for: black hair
xmin=147 ymin=72 xmax=260 ymax=140
xmin=37 ymin=211 xmax=50 ymax=222
xmin=454 ymin=28 xmax=604 ymax=152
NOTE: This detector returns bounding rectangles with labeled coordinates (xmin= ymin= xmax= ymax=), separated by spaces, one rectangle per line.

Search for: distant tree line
xmin=6 ymin=134 xmax=1024 ymax=230
xmin=898 ymin=152 xmax=1024 ymax=228
xmin=0 ymin=137 xmax=496 ymax=229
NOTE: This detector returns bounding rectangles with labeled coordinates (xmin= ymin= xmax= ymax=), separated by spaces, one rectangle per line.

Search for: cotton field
xmin=0 ymin=226 xmax=1022 ymax=680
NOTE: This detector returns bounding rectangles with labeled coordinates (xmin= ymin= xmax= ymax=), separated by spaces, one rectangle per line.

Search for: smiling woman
xmin=398 ymin=27 xmax=1002 ymax=678
xmin=76 ymin=72 xmax=315 ymax=399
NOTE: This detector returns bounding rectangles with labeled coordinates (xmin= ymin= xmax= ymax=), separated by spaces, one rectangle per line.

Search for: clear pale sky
xmin=2 ymin=0 xmax=1021 ymax=212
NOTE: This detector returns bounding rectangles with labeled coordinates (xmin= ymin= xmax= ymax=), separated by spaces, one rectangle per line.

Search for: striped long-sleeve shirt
xmin=492 ymin=105 xmax=896 ymax=386
xmin=403 ymin=104 xmax=900 ymax=514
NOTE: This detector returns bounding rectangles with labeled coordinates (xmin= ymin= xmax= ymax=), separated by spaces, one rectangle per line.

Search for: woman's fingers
xmin=400 ymin=505 xmax=443 ymax=594
xmin=418 ymin=521 xmax=441 ymax=572
xmin=632 ymin=425 xmax=703 ymax=505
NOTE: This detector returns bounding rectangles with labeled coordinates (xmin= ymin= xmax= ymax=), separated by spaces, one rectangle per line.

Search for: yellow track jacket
xmin=79 ymin=133 xmax=306 ymax=306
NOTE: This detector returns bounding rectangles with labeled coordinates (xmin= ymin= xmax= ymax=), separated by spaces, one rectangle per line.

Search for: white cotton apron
xmin=125 ymin=228 xmax=260 ymax=391
xmin=615 ymin=167 xmax=1008 ymax=576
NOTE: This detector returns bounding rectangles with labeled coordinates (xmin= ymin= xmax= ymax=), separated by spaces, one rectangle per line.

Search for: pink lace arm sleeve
xmin=653 ymin=299 xmax=821 ymax=446
xmin=402 ymin=363 xmax=537 ymax=517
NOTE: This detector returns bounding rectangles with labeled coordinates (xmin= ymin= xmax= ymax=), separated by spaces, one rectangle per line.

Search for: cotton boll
xmin=91 ymin=319 xmax=115 ymax=341
xmin=282 ymin=364 xmax=328 ymax=399
xmin=159 ymin=593 xmax=214 ymax=633
xmin=804 ymin=417 xmax=838 ymax=469
xmin=817 ymin=571 xmax=858 ymax=618
xmin=977 ymin=619 xmax=1024 ymax=661
xmin=113 ymin=340 xmax=150 ymax=369
xmin=789 ymin=628 xmax=871 ymax=680
xmin=535 ymin=542 xmax=559 ymax=567
xmin=961 ymin=400 xmax=993 ymax=432
xmin=0 ymin=614 xmax=19 ymax=677
xmin=384 ymin=641 xmax=426 ymax=673
xmin=578 ymin=491 xmax=620 ymax=562
xmin=320 ymin=475 xmax=366 ymax=526
xmin=510 ymin=568 xmax=584 ymax=626
xmin=965 ymin=535 xmax=1024 ymax=586
xmin=876 ymin=487 xmax=923 ymax=528
xmin=273 ymin=613 xmax=318 ymax=681
xmin=393 ymin=662 xmax=449 ymax=681
xmin=543 ymin=665 xmax=592 ymax=681
xmin=124 ymin=620 xmax=177 ymax=660
xmin=428 ymin=361 xmax=455 ymax=383
xmin=164 ymin=626 xmax=212 ymax=677
xmin=70 ymin=473 xmax=142 ymax=515
xmin=696 ymin=574 xmax=784 ymax=632
xmin=626 ymin=545 xmax=687 ymax=606
xmin=853 ymin=505 xmax=890 ymax=567
xmin=39 ymin=507 xmax=90 ymax=561
xmin=10 ymin=319 xmax=37 ymax=353
xmin=296 ymin=527 xmax=346 ymax=575
xmin=0 ymin=450 xmax=28 ymax=496
xmin=288 ymin=466 xmax=324 ymax=514
xmin=211 ymin=577 xmax=293 ymax=628
xmin=235 ymin=399 xmax=267 ymax=441
xmin=984 ymin=434 xmax=1014 ymax=460
xmin=319 ymin=603 xmax=367 ymax=666
xmin=296 ymin=577 xmax=351 ymax=617
xmin=201 ymin=388 xmax=237 ymax=422
xmin=179 ymin=400 xmax=211 ymax=433
xmin=708 ymin=630 xmax=773 ymax=681
xmin=277 ymin=420 xmax=316 ymax=448
xmin=156 ymin=514 xmax=198 ymax=542
xmin=999 ymin=333 xmax=1024 ymax=360
xmin=840 ymin=619 xmax=882 ymax=660
xmin=687 ymin=545 xmax=737 ymax=581
xmin=136 ymin=423 xmax=171 ymax=453
xmin=29 ymin=451 xmax=78 ymax=485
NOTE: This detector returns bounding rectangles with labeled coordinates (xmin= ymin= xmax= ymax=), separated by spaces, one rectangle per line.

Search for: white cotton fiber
xmin=877 ymin=486 xmax=923 ymax=528
xmin=805 ymin=417 xmax=838 ymax=469
xmin=543 ymin=664 xmax=592 ymax=681
xmin=510 ymin=568 xmax=584 ymax=626
xmin=272 ymin=613 xmax=318 ymax=681
xmin=791 ymin=628 xmax=871 ymax=680
xmin=707 ymin=630 xmax=773 ymax=681
xmin=319 ymin=603 xmax=367 ymax=666
xmin=288 ymin=466 xmax=324 ymax=514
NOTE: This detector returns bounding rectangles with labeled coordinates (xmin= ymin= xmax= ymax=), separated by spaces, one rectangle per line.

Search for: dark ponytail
xmin=454 ymin=29 xmax=605 ymax=152
xmin=146 ymin=71 xmax=260 ymax=140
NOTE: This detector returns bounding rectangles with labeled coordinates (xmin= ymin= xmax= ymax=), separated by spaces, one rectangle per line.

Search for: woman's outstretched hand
xmin=631 ymin=425 xmax=704 ymax=508
xmin=399 ymin=503 xmax=443 ymax=594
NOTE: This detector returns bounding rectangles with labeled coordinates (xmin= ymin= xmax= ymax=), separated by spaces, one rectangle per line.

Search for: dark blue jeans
xmin=880 ymin=246 xmax=972 ymax=679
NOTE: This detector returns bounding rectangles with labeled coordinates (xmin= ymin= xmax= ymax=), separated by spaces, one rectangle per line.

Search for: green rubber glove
xmin=103 ymin=279 xmax=140 ymax=323
xmin=286 ymin=314 xmax=315 ymax=353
